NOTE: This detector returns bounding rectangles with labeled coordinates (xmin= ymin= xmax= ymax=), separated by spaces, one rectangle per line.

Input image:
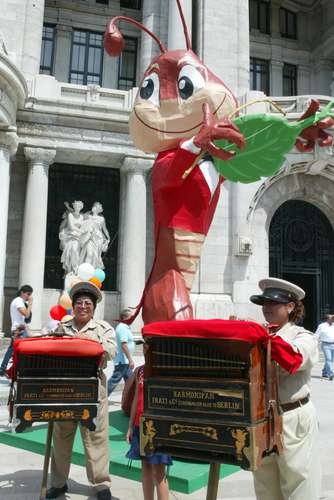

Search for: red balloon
xmin=50 ymin=304 xmax=67 ymax=321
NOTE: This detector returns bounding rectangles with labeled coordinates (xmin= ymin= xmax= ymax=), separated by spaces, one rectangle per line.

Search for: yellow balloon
xmin=59 ymin=292 xmax=72 ymax=310
xmin=61 ymin=314 xmax=73 ymax=323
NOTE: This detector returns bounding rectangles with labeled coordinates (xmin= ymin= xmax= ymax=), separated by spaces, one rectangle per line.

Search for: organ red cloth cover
xmin=13 ymin=337 xmax=104 ymax=357
xmin=7 ymin=337 xmax=104 ymax=380
xmin=270 ymin=335 xmax=303 ymax=375
xmin=142 ymin=319 xmax=268 ymax=342
xmin=142 ymin=319 xmax=303 ymax=374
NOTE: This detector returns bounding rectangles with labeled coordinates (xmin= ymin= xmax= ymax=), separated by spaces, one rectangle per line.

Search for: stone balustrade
xmin=25 ymin=76 xmax=334 ymax=126
xmin=264 ymin=95 xmax=334 ymax=118
xmin=27 ymin=75 xmax=137 ymax=116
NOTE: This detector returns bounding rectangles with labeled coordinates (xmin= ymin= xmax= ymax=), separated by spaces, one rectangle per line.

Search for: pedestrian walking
xmin=315 ymin=314 xmax=334 ymax=380
xmin=107 ymin=308 xmax=135 ymax=396
xmin=0 ymin=284 xmax=33 ymax=376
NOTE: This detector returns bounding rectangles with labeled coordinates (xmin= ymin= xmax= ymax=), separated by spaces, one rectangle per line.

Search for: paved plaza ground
xmin=0 ymin=340 xmax=333 ymax=500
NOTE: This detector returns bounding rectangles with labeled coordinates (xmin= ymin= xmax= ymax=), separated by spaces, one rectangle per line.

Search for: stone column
xmin=312 ymin=59 xmax=334 ymax=95
xmin=21 ymin=0 xmax=45 ymax=78
xmin=140 ymin=0 xmax=168 ymax=75
xmin=231 ymin=97 xmax=267 ymax=315
xmin=0 ymin=129 xmax=18 ymax=331
xmin=168 ymin=0 xmax=192 ymax=50
xmin=271 ymin=60 xmax=284 ymax=96
xmin=271 ymin=0 xmax=281 ymax=39
xmin=197 ymin=0 xmax=249 ymax=96
xmin=53 ymin=24 xmax=72 ymax=83
xmin=20 ymin=147 xmax=56 ymax=331
xmin=118 ymin=157 xmax=153 ymax=332
xmin=298 ymin=65 xmax=311 ymax=95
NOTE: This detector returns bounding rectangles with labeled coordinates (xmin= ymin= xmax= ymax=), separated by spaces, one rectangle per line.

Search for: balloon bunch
xmin=76 ymin=263 xmax=106 ymax=289
xmin=48 ymin=263 xmax=106 ymax=322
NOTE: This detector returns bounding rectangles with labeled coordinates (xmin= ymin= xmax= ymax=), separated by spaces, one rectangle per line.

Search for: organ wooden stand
xmin=140 ymin=319 xmax=283 ymax=500
xmin=8 ymin=336 xmax=104 ymax=500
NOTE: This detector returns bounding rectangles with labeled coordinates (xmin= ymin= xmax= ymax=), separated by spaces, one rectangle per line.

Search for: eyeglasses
xmin=75 ymin=300 xmax=94 ymax=308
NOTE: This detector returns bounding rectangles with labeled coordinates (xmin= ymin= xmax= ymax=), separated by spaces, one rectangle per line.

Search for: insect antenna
xmin=104 ymin=16 xmax=167 ymax=57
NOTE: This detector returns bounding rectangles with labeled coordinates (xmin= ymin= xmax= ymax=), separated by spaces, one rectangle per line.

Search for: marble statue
xmin=79 ymin=202 xmax=110 ymax=269
xmin=59 ymin=201 xmax=110 ymax=275
xmin=59 ymin=200 xmax=84 ymax=275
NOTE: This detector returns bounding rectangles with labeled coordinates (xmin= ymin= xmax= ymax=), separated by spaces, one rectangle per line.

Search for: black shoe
xmin=46 ymin=484 xmax=68 ymax=499
xmin=96 ymin=489 xmax=119 ymax=500
xmin=330 ymin=375 xmax=334 ymax=381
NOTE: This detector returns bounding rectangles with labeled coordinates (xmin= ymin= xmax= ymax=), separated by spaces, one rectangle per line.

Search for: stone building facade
xmin=0 ymin=0 xmax=334 ymax=333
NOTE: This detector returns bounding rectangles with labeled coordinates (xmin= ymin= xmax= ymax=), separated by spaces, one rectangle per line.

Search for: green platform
xmin=0 ymin=411 xmax=238 ymax=494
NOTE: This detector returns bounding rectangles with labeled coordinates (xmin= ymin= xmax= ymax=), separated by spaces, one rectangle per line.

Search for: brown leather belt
xmin=280 ymin=395 xmax=310 ymax=412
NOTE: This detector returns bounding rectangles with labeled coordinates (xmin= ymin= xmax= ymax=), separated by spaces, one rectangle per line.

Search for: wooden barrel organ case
xmin=141 ymin=320 xmax=283 ymax=471
xmin=8 ymin=337 xmax=104 ymax=433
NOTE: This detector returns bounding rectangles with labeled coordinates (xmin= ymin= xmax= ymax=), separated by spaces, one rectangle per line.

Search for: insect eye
xmin=178 ymin=76 xmax=194 ymax=100
xmin=140 ymin=78 xmax=154 ymax=99
xmin=177 ymin=64 xmax=206 ymax=101
xmin=139 ymin=72 xmax=160 ymax=107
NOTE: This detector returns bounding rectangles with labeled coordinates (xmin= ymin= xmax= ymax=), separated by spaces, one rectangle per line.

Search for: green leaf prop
xmin=213 ymin=99 xmax=334 ymax=183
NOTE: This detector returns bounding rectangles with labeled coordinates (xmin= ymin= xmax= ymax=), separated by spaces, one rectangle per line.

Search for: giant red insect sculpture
xmin=104 ymin=1 xmax=333 ymax=324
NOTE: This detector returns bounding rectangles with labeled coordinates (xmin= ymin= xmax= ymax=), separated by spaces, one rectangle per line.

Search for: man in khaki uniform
xmin=46 ymin=281 xmax=118 ymax=500
xmin=250 ymin=277 xmax=320 ymax=500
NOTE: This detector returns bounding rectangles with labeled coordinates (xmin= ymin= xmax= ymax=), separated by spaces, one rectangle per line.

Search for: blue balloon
xmin=94 ymin=268 xmax=106 ymax=283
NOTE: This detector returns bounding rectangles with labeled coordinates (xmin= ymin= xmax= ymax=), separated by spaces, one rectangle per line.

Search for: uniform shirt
xmin=10 ymin=296 xmax=26 ymax=332
xmin=276 ymin=322 xmax=318 ymax=404
xmin=314 ymin=321 xmax=334 ymax=343
xmin=58 ymin=318 xmax=116 ymax=366
xmin=114 ymin=322 xmax=135 ymax=365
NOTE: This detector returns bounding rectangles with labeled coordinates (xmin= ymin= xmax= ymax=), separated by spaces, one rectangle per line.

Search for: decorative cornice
xmin=0 ymin=52 xmax=27 ymax=109
xmin=122 ymin=156 xmax=154 ymax=175
xmin=247 ymin=157 xmax=334 ymax=221
xmin=0 ymin=127 xmax=19 ymax=156
xmin=55 ymin=24 xmax=73 ymax=34
xmin=24 ymin=147 xmax=56 ymax=166
xmin=271 ymin=60 xmax=284 ymax=68
xmin=282 ymin=0 xmax=321 ymax=13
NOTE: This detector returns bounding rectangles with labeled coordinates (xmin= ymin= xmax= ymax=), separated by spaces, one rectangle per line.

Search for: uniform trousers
xmin=321 ymin=342 xmax=334 ymax=377
xmin=50 ymin=374 xmax=111 ymax=492
xmin=253 ymin=401 xmax=320 ymax=500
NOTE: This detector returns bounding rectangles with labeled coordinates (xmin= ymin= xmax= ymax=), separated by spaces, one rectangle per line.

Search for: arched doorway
xmin=269 ymin=200 xmax=334 ymax=331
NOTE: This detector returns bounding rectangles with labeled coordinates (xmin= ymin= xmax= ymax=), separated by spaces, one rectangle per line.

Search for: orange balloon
xmin=59 ymin=292 xmax=72 ymax=310
xmin=89 ymin=277 xmax=102 ymax=289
